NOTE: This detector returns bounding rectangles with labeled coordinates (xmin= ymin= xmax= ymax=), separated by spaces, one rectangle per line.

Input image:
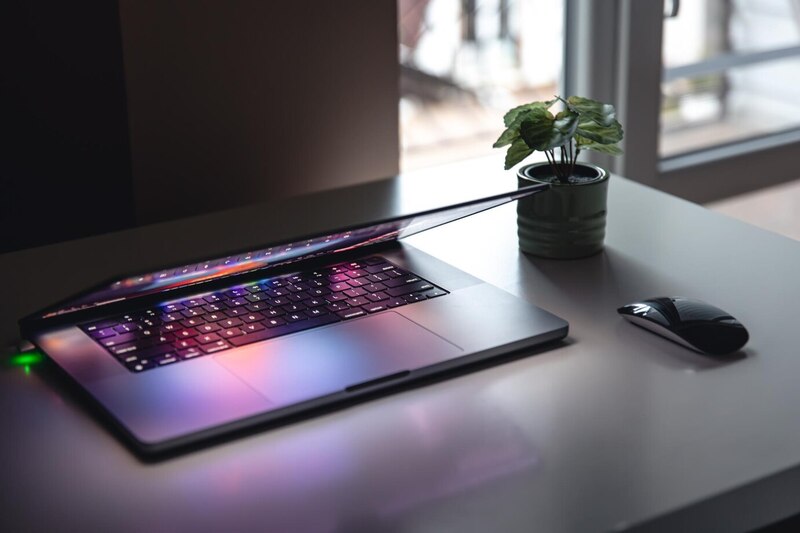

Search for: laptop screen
xmin=42 ymin=185 xmax=546 ymax=319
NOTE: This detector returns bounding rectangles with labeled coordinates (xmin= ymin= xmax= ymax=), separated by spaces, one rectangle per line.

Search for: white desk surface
xmin=2 ymin=159 xmax=799 ymax=532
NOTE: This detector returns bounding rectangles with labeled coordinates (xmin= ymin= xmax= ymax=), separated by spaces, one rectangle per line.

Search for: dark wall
xmin=119 ymin=0 xmax=400 ymax=225
xmin=0 ymin=1 xmax=135 ymax=253
xmin=1 ymin=1 xmax=399 ymax=252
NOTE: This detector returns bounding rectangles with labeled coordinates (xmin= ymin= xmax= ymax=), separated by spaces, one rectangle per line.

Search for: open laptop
xmin=20 ymin=184 xmax=568 ymax=455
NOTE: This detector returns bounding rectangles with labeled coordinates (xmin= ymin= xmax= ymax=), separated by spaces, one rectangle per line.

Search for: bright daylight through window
xmin=398 ymin=0 xmax=564 ymax=171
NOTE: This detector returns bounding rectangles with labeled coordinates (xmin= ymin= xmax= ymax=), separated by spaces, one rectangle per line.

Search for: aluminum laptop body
xmin=20 ymin=186 xmax=568 ymax=455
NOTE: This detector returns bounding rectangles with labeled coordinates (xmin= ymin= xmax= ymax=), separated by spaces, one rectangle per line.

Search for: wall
xmin=118 ymin=0 xmax=400 ymax=225
xmin=0 ymin=1 xmax=135 ymax=252
xmin=1 ymin=1 xmax=400 ymax=251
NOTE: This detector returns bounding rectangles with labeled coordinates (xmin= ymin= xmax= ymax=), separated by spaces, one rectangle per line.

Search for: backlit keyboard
xmin=80 ymin=257 xmax=448 ymax=372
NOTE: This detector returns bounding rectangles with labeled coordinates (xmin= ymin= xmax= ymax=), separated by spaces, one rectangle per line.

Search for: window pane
xmin=399 ymin=0 xmax=564 ymax=170
xmin=660 ymin=0 xmax=800 ymax=157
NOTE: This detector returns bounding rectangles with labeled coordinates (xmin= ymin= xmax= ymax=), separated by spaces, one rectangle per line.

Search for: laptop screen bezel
xmin=21 ymin=183 xmax=548 ymax=331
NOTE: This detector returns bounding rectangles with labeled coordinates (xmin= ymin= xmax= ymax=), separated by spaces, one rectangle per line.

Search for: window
xmin=398 ymin=0 xmax=565 ymax=170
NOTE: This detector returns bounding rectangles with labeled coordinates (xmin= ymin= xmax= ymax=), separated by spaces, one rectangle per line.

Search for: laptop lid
xmin=23 ymin=183 xmax=547 ymax=329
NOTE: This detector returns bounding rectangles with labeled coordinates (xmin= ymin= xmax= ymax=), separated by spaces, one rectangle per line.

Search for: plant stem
xmin=568 ymin=140 xmax=576 ymax=178
xmin=544 ymin=150 xmax=556 ymax=178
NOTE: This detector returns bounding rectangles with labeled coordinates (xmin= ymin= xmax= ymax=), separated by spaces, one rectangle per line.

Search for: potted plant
xmin=493 ymin=95 xmax=624 ymax=259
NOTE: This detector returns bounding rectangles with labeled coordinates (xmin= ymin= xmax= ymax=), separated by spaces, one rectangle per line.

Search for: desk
xmin=2 ymin=159 xmax=799 ymax=532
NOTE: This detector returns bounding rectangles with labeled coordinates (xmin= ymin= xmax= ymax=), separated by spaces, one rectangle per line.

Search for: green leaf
xmin=504 ymin=138 xmax=534 ymax=170
xmin=493 ymin=125 xmax=519 ymax=148
xmin=580 ymin=141 xmax=623 ymax=155
xmin=520 ymin=108 xmax=579 ymax=151
xmin=503 ymin=99 xmax=556 ymax=127
xmin=575 ymin=119 xmax=623 ymax=145
xmin=566 ymin=96 xmax=619 ymax=127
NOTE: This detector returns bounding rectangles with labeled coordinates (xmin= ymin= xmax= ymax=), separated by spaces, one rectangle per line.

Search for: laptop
xmin=20 ymin=184 xmax=568 ymax=455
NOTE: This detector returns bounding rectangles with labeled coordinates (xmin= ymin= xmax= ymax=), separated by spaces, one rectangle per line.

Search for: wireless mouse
xmin=617 ymin=297 xmax=749 ymax=355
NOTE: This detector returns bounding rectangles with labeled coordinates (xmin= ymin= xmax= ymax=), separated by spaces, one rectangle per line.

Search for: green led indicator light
xmin=9 ymin=351 xmax=44 ymax=368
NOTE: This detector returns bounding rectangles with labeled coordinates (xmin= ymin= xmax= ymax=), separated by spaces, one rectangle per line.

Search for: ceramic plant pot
xmin=516 ymin=162 xmax=609 ymax=259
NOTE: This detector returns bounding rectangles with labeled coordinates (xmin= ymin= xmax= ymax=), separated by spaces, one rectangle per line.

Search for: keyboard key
xmin=365 ymin=264 xmax=395 ymax=273
xmin=180 ymin=317 xmax=205 ymax=328
xmin=155 ymin=353 xmax=179 ymax=366
xmin=174 ymin=338 xmax=198 ymax=350
xmin=326 ymin=302 xmax=350 ymax=312
xmin=363 ymin=283 xmax=386 ymax=293
xmin=284 ymin=313 xmax=307 ymax=323
xmin=347 ymin=278 xmax=368 ymax=287
xmin=241 ymin=313 xmax=263 ymax=323
xmin=246 ymin=302 xmax=269 ymax=312
xmin=203 ymin=312 xmax=227 ymax=322
xmin=83 ymin=319 xmax=118 ymax=332
xmin=204 ymin=294 xmax=223 ymax=303
xmin=263 ymin=307 xmax=285 ymax=318
xmin=114 ymin=323 xmax=140 ymax=334
xmin=175 ymin=329 xmax=199 ymax=339
xmin=364 ymin=256 xmax=385 ymax=265
xmin=366 ymin=292 xmax=389 ymax=302
xmin=386 ymin=281 xmax=435 ymax=298
xmin=305 ymin=308 xmax=328 ymax=318
xmin=159 ymin=323 xmax=181 ymax=333
xmin=241 ymin=322 xmax=266 ymax=333
xmin=89 ymin=327 xmax=117 ymax=339
xmin=385 ymin=297 xmax=407 ymax=308
xmin=203 ymin=303 xmax=227 ymax=313
xmin=337 ymin=309 xmax=367 ymax=320
xmin=225 ymin=288 xmax=249 ymax=298
xmin=326 ymin=292 xmax=348 ymax=302
xmin=345 ymin=269 xmax=368 ymax=279
xmin=383 ymin=276 xmax=421 ymax=288
xmin=306 ymin=298 xmax=326 ymax=307
xmin=343 ymin=288 xmax=367 ymax=298
xmin=330 ymin=282 xmax=349 ymax=292
xmin=226 ymin=307 xmax=248 ymax=316
xmin=198 ymin=333 xmax=222 ymax=344
xmin=161 ymin=303 xmax=185 ymax=313
xmin=178 ymin=347 xmax=203 ymax=359
xmin=200 ymin=340 xmax=231 ymax=354
xmin=101 ymin=332 xmax=138 ymax=347
xmin=329 ymin=273 xmax=350 ymax=283
xmin=362 ymin=304 xmax=386 ymax=313
xmin=181 ymin=298 xmax=206 ymax=308
xmin=127 ymin=359 xmax=155 ymax=372
xmin=425 ymin=288 xmax=448 ymax=298
xmin=346 ymin=296 xmax=369 ymax=307
xmin=197 ymin=323 xmax=221 ymax=334
xmin=109 ymin=342 xmax=142 ymax=356
xmin=366 ymin=273 xmax=389 ymax=283
xmin=263 ymin=317 xmax=286 ymax=328
xmin=245 ymin=293 xmax=265 ymax=303
xmin=221 ymin=328 xmax=244 ymax=339
xmin=282 ymin=303 xmax=306 ymax=313
xmin=141 ymin=317 xmax=161 ymax=328
xmin=403 ymin=292 xmax=428 ymax=303
xmin=307 ymin=287 xmax=331 ymax=297
xmin=219 ymin=318 xmax=243 ymax=328
xmin=181 ymin=308 xmax=203 ymax=318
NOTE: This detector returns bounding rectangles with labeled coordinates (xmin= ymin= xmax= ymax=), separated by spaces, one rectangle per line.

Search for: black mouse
xmin=617 ymin=297 xmax=749 ymax=355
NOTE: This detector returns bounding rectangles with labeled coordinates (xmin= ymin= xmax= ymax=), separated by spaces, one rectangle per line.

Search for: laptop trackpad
xmin=215 ymin=312 xmax=462 ymax=408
